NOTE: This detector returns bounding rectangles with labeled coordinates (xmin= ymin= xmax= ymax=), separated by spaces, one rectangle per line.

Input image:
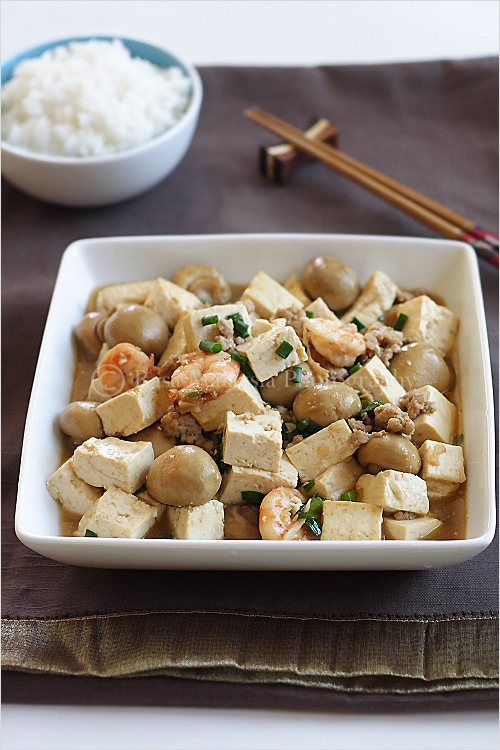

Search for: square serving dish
xmin=15 ymin=234 xmax=495 ymax=569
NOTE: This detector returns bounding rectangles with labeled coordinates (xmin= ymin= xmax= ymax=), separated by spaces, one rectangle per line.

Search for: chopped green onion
xmin=199 ymin=339 xmax=222 ymax=353
xmin=348 ymin=361 xmax=362 ymax=375
xmin=341 ymin=490 xmax=357 ymax=502
xmin=394 ymin=313 xmax=409 ymax=331
xmin=187 ymin=390 xmax=203 ymax=398
xmin=84 ymin=529 xmax=98 ymax=537
xmin=295 ymin=417 xmax=322 ymax=436
xmin=297 ymin=494 xmax=325 ymax=537
xmin=305 ymin=310 xmax=315 ymax=319
xmin=161 ymin=534 xmax=174 ymax=539
xmin=359 ymin=399 xmax=384 ymax=417
xmin=202 ymin=314 xmax=219 ymax=326
xmin=303 ymin=479 xmax=316 ymax=492
xmin=231 ymin=350 xmax=258 ymax=386
xmin=291 ymin=366 xmax=303 ymax=383
xmin=241 ymin=490 xmax=266 ymax=505
xmin=212 ymin=432 xmax=229 ymax=473
xmin=351 ymin=317 xmax=366 ymax=331
xmin=226 ymin=312 xmax=249 ymax=339
xmin=454 ymin=433 xmax=465 ymax=444
xmin=276 ymin=340 xmax=294 ymax=359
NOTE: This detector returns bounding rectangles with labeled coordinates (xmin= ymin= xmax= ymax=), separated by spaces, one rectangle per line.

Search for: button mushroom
xmin=171 ymin=264 xmax=232 ymax=305
xmin=292 ymin=382 xmax=361 ymax=426
xmin=357 ymin=433 xmax=422 ymax=474
xmin=389 ymin=343 xmax=453 ymax=393
xmin=146 ymin=445 xmax=222 ymax=506
xmin=302 ymin=256 xmax=360 ymax=311
xmin=260 ymin=363 xmax=316 ymax=409
xmin=59 ymin=401 xmax=105 ymax=445
xmin=103 ymin=304 xmax=170 ymax=360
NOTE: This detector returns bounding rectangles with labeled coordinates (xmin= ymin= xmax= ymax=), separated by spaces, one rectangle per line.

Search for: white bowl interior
xmin=15 ymin=234 xmax=496 ymax=569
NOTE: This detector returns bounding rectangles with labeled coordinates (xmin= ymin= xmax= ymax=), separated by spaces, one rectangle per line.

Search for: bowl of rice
xmin=1 ymin=36 xmax=203 ymax=206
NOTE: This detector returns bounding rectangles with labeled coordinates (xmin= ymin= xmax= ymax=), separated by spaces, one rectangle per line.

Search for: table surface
xmin=1 ymin=2 xmax=498 ymax=749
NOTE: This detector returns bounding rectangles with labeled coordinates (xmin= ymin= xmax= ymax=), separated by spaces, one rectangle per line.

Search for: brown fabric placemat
xmin=2 ymin=58 xmax=498 ymax=710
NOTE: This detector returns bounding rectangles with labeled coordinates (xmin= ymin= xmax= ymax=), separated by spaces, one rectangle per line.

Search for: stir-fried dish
xmin=47 ymin=255 xmax=466 ymax=542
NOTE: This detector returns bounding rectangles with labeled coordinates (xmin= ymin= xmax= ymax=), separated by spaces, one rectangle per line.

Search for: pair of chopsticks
xmin=245 ymin=107 xmax=499 ymax=268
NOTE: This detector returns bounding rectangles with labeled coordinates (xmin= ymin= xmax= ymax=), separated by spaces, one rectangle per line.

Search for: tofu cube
xmin=419 ymin=439 xmax=466 ymax=500
xmin=96 ymin=377 xmax=170 ymax=437
xmin=144 ymin=277 xmax=203 ymax=329
xmin=411 ymin=385 xmax=457 ymax=447
xmin=391 ymin=295 xmax=459 ymax=356
xmin=94 ymin=280 xmax=156 ymax=315
xmin=341 ymin=271 xmax=399 ymax=327
xmin=383 ymin=515 xmax=442 ymax=540
xmin=47 ymin=457 xmax=102 ymax=516
xmin=241 ymin=270 xmax=304 ymax=319
xmin=344 ymin=355 xmax=405 ymax=405
xmin=75 ymin=486 xmax=158 ymax=538
xmin=305 ymin=297 xmax=339 ymax=321
xmin=166 ymin=498 xmax=224 ymax=540
xmin=126 ymin=423 xmax=176 ymax=458
xmin=236 ymin=324 xmax=307 ymax=383
xmin=285 ymin=419 xmax=356 ymax=482
xmin=356 ymin=470 xmax=429 ymax=514
xmin=158 ymin=316 xmax=188 ymax=362
xmin=312 ymin=457 xmax=365 ymax=501
xmin=321 ymin=500 xmax=383 ymax=541
xmin=223 ymin=409 xmax=282 ymax=472
xmin=72 ymin=437 xmax=154 ymax=493
xmin=183 ymin=302 xmax=253 ymax=353
xmin=194 ymin=374 xmax=265 ymax=432
xmin=283 ymin=273 xmax=313 ymax=306
xmin=217 ymin=454 xmax=298 ymax=505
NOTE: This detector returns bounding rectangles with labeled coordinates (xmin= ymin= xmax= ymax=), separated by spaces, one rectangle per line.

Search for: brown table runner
xmin=2 ymin=58 xmax=498 ymax=711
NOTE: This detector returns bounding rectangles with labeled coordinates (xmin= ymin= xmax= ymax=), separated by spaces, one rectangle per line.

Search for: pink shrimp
xmin=169 ymin=351 xmax=240 ymax=412
xmin=95 ymin=343 xmax=154 ymax=399
xmin=303 ymin=317 xmax=366 ymax=368
xmin=259 ymin=487 xmax=310 ymax=540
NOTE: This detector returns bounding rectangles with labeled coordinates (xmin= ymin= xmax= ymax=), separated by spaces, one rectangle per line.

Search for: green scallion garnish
xmin=351 ymin=317 xmax=366 ymax=331
xmin=394 ymin=313 xmax=409 ymax=331
xmin=297 ymin=494 xmax=325 ymax=536
xmin=226 ymin=312 xmax=250 ymax=338
xmin=276 ymin=340 xmax=294 ymax=359
xmin=85 ymin=529 xmax=98 ymax=537
xmin=291 ymin=366 xmax=303 ymax=383
xmin=348 ymin=361 xmax=362 ymax=375
xmin=341 ymin=490 xmax=357 ymax=502
xmin=303 ymin=479 xmax=316 ymax=492
xmin=187 ymin=390 xmax=203 ymax=398
xmin=305 ymin=310 xmax=315 ymax=318
xmin=231 ymin=350 xmax=259 ymax=386
xmin=199 ymin=339 xmax=223 ymax=353
xmin=202 ymin=314 xmax=219 ymax=326
xmin=359 ymin=399 xmax=384 ymax=417
xmin=295 ymin=417 xmax=322 ymax=436
xmin=241 ymin=490 xmax=266 ymax=505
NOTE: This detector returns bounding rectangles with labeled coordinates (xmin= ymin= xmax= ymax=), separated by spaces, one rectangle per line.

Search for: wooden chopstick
xmin=245 ymin=107 xmax=499 ymax=267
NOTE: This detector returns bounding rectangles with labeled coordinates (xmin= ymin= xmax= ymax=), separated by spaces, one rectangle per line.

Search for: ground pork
xmin=161 ymin=407 xmax=213 ymax=452
xmin=273 ymin=306 xmax=308 ymax=338
xmin=400 ymin=389 xmax=436 ymax=420
xmin=362 ymin=322 xmax=405 ymax=367
xmin=373 ymin=403 xmax=415 ymax=436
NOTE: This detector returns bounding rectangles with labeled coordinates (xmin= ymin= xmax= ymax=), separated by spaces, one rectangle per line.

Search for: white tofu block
xmin=144 ymin=277 xmax=203 ymax=329
xmin=223 ymin=409 xmax=282 ymax=472
xmin=391 ymin=295 xmax=459 ymax=355
xmin=94 ymin=280 xmax=156 ymax=315
xmin=285 ymin=419 xmax=356 ymax=482
xmin=341 ymin=271 xmax=399 ymax=327
xmin=305 ymin=297 xmax=339 ymax=321
xmin=383 ymin=516 xmax=442 ymax=540
xmin=75 ymin=486 xmax=158 ymax=538
xmin=283 ymin=274 xmax=312 ymax=305
xmin=96 ymin=377 xmax=170 ymax=437
xmin=251 ymin=318 xmax=276 ymax=336
xmin=194 ymin=374 xmax=265 ymax=432
xmin=166 ymin=498 xmax=224 ymax=540
xmin=312 ymin=457 xmax=365 ymax=501
xmin=344 ymin=355 xmax=405 ymax=405
xmin=321 ymin=500 xmax=383 ymax=541
xmin=183 ymin=302 xmax=253 ymax=353
xmin=47 ymin=457 xmax=102 ymax=516
xmin=72 ymin=437 xmax=154 ymax=493
xmin=419 ymin=439 xmax=466 ymax=500
xmin=411 ymin=385 xmax=457 ymax=447
xmin=236 ymin=324 xmax=308 ymax=383
xmin=126 ymin=423 xmax=176 ymax=457
xmin=241 ymin=270 xmax=304 ymax=319
xmin=217 ymin=454 xmax=298 ymax=505
xmin=356 ymin=470 xmax=429 ymax=514
xmin=136 ymin=488 xmax=166 ymax=519
xmin=158 ymin=316 xmax=188 ymax=362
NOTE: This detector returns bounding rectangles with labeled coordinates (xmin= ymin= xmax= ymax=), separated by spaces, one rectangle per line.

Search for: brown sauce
xmin=58 ymin=279 xmax=468 ymax=542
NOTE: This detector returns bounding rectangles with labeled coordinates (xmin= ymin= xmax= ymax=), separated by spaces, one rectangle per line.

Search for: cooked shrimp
xmin=259 ymin=487 xmax=310 ymax=540
xmin=169 ymin=351 xmax=240 ymax=412
xmin=95 ymin=343 xmax=154 ymax=398
xmin=303 ymin=318 xmax=366 ymax=368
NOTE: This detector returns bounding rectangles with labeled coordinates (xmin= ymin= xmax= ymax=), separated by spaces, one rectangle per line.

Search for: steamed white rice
xmin=1 ymin=39 xmax=192 ymax=157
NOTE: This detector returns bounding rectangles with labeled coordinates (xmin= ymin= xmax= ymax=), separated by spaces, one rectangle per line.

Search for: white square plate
xmin=15 ymin=234 xmax=496 ymax=569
